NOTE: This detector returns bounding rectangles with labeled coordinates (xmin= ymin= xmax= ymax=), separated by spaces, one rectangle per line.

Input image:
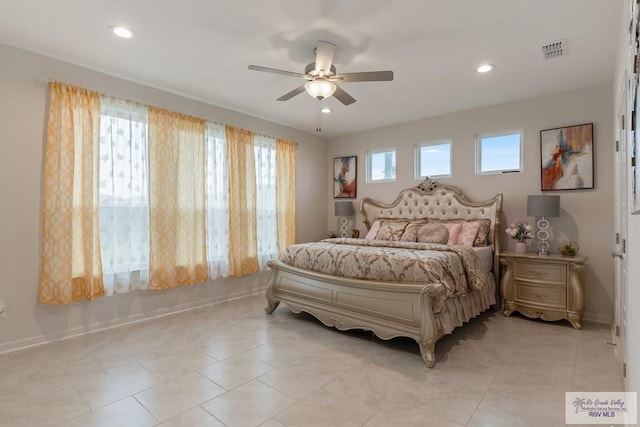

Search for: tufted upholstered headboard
xmin=360 ymin=178 xmax=503 ymax=271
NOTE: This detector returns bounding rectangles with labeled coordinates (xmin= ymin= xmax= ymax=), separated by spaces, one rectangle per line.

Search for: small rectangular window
xmin=367 ymin=149 xmax=396 ymax=182
xmin=477 ymin=132 xmax=522 ymax=174
xmin=415 ymin=140 xmax=451 ymax=179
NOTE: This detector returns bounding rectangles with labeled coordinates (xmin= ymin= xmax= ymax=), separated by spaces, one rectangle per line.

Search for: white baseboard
xmin=0 ymin=287 xmax=267 ymax=355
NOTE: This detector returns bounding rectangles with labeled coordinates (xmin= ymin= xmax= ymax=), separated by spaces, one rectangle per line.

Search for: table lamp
xmin=335 ymin=201 xmax=355 ymax=238
xmin=527 ymin=195 xmax=560 ymax=256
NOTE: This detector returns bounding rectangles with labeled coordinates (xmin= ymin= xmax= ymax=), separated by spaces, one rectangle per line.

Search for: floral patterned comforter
xmin=279 ymin=238 xmax=489 ymax=313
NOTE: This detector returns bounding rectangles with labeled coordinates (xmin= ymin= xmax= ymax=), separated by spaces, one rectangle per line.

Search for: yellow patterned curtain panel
xmin=226 ymin=126 xmax=260 ymax=277
xmin=148 ymin=107 xmax=208 ymax=289
xmin=276 ymin=139 xmax=296 ymax=254
xmin=40 ymin=82 xmax=105 ymax=304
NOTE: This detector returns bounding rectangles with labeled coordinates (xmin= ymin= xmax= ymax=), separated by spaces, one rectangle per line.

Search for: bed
xmin=265 ymin=178 xmax=503 ymax=367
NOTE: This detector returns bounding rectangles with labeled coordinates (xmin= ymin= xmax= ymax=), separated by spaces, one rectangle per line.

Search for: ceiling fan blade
xmin=248 ymin=65 xmax=306 ymax=79
xmin=333 ymin=85 xmax=356 ymax=105
xmin=276 ymin=85 xmax=306 ymax=101
xmin=333 ymin=71 xmax=394 ymax=82
xmin=314 ymin=40 xmax=336 ymax=76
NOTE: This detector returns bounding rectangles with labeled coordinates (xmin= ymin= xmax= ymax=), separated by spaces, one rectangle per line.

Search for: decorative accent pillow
xmin=364 ymin=220 xmax=382 ymax=240
xmin=376 ymin=220 xmax=410 ymax=241
xmin=416 ymin=223 xmax=449 ymax=244
xmin=429 ymin=218 xmax=492 ymax=246
xmin=400 ymin=220 xmax=430 ymax=242
xmin=441 ymin=222 xmax=463 ymax=245
xmin=473 ymin=219 xmax=492 ymax=246
xmin=457 ymin=221 xmax=481 ymax=247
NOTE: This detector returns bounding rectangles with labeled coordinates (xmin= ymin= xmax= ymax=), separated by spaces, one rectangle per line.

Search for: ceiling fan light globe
xmin=305 ymin=80 xmax=336 ymax=99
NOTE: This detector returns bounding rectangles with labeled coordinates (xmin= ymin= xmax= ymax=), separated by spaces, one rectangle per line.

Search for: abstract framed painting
xmin=333 ymin=156 xmax=357 ymax=198
xmin=540 ymin=123 xmax=594 ymax=191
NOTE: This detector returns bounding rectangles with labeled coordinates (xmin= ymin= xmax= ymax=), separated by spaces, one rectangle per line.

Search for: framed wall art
xmin=540 ymin=123 xmax=594 ymax=191
xmin=333 ymin=156 xmax=357 ymax=198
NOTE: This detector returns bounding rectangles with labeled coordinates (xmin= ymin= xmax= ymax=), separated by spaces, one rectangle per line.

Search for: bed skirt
xmin=437 ymin=271 xmax=496 ymax=335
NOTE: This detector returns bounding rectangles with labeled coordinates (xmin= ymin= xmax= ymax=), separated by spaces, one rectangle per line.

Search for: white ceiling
xmin=0 ymin=0 xmax=622 ymax=138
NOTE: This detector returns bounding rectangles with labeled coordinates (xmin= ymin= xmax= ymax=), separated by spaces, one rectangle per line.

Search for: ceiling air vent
xmin=542 ymin=39 xmax=568 ymax=59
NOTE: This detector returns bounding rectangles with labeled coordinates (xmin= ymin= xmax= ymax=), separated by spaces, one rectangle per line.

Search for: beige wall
xmin=0 ymin=43 xmax=328 ymax=351
xmin=328 ymin=84 xmax=615 ymax=323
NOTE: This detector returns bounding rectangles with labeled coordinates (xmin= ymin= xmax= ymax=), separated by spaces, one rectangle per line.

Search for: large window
xmin=254 ymin=135 xmax=278 ymax=269
xmin=98 ymin=98 xmax=150 ymax=294
xmin=40 ymin=82 xmax=296 ymax=303
xmin=205 ymin=123 xmax=230 ymax=278
xmin=415 ymin=140 xmax=452 ymax=179
xmin=97 ymin=104 xmax=284 ymax=294
xmin=367 ymin=149 xmax=396 ymax=182
xmin=476 ymin=131 xmax=522 ymax=174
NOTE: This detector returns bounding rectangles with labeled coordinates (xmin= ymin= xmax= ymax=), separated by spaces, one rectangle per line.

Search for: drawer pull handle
xmin=521 ymin=268 xmax=549 ymax=278
xmin=529 ymin=291 xmax=549 ymax=299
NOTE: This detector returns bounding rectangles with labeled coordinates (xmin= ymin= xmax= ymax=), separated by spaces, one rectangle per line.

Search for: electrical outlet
xmin=0 ymin=301 xmax=5 ymax=318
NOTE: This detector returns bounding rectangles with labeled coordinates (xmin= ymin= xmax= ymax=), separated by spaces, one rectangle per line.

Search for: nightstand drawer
xmin=514 ymin=261 xmax=566 ymax=285
xmin=515 ymin=282 xmax=566 ymax=309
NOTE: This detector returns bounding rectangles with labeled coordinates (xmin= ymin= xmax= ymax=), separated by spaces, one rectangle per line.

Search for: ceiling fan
xmin=247 ymin=40 xmax=394 ymax=106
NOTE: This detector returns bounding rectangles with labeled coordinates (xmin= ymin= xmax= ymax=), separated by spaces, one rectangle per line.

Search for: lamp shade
xmin=335 ymin=201 xmax=355 ymax=216
xmin=527 ymin=195 xmax=560 ymax=217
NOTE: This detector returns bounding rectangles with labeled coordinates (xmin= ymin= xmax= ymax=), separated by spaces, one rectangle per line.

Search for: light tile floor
xmin=0 ymin=294 xmax=624 ymax=426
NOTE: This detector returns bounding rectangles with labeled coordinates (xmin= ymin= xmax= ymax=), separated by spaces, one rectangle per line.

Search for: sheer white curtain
xmin=254 ymin=134 xmax=278 ymax=269
xmin=205 ymin=123 xmax=230 ymax=277
xmin=98 ymin=97 xmax=150 ymax=295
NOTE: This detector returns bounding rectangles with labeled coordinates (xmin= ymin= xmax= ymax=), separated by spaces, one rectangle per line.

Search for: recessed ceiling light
xmin=110 ymin=26 xmax=134 ymax=39
xmin=321 ymin=108 xmax=332 ymax=114
xmin=477 ymin=64 xmax=494 ymax=73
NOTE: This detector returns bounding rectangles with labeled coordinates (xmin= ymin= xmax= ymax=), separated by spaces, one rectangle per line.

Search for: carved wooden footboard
xmin=265 ymin=259 xmax=445 ymax=367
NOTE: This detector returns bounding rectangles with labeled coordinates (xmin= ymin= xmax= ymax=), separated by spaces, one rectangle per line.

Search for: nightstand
xmin=499 ymin=251 xmax=587 ymax=329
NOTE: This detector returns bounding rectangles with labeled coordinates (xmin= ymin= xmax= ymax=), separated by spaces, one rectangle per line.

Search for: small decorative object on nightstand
xmin=505 ymin=219 xmax=533 ymax=253
xmin=499 ymin=251 xmax=586 ymax=329
xmin=559 ymin=241 xmax=579 ymax=256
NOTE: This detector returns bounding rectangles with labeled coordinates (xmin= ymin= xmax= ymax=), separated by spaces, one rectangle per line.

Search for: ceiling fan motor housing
xmin=305 ymin=62 xmax=336 ymax=78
